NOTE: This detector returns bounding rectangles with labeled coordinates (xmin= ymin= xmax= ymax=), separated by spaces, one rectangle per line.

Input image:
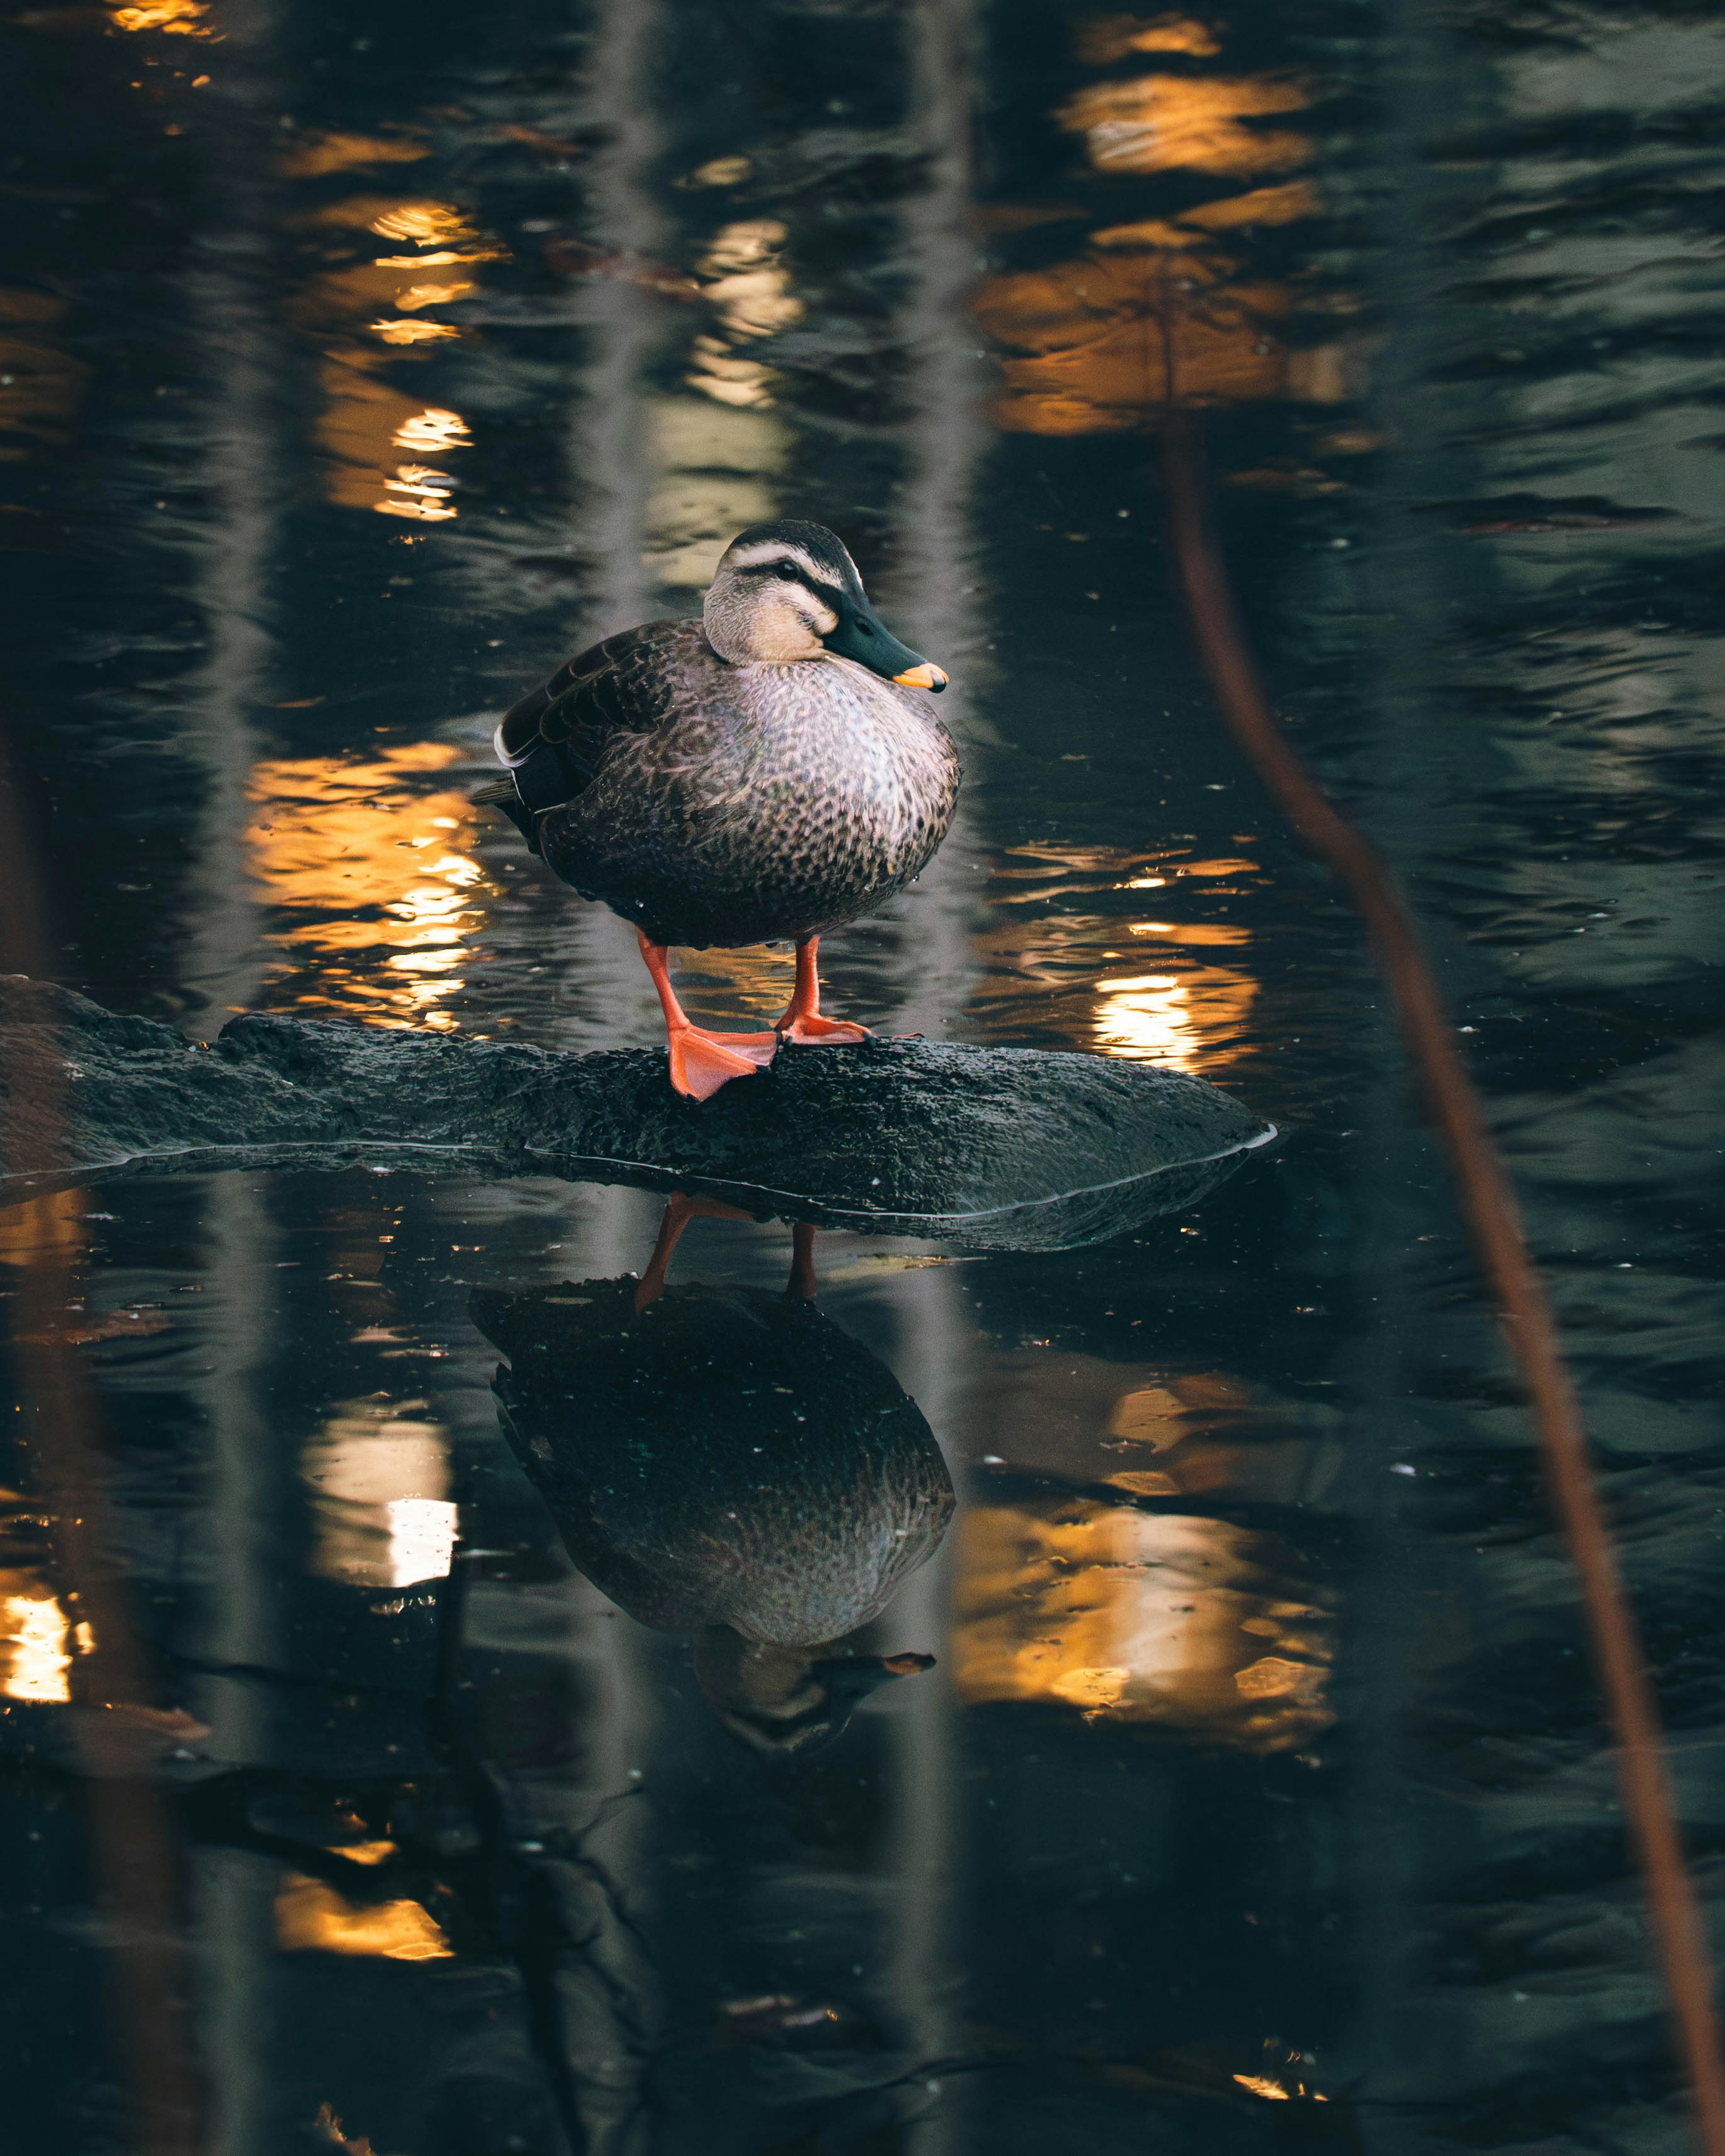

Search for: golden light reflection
xmin=1078 ymin=13 xmax=1223 ymax=62
xmin=371 ymin=319 xmax=461 ymax=345
xmin=673 ymin=943 xmax=798 ymax=1031
xmin=314 ymin=359 xmax=471 ymax=521
xmin=245 ymin=741 xmax=485 ymax=1026
xmin=279 ymin=133 xmax=431 ymax=180
xmin=1168 ymin=180 xmax=1323 ymax=233
xmin=686 ymin=219 xmax=802 ymax=410
xmin=1057 ymin=74 xmax=1311 ymax=178
xmin=1091 ymin=967 xmax=1257 ymax=1069
xmin=0 ymin=1571 xmax=75 ymax=1704
xmin=952 ymin=1500 xmax=1332 ymax=1751
xmin=277 ymin=1875 xmax=453 ymax=1961
xmin=110 ymin=0 xmax=210 ymax=32
xmin=288 ymin=185 xmax=500 ymax=520
xmin=685 ymin=155 xmax=754 ymax=188
xmin=0 ymin=1187 xmax=87 ymax=1265
xmin=393 ymin=282 xmax=476 ymax=313
xmin=977 ymin=28 xmax=1360 ymax=434
xmin=378 ymin=463 xmax=457 ymax=522
xmin=370 ymin=203 xmax=482 ymax=249
xmin=1097 ymin=1370 xmax=1346 ymax=1509
xmin=971 ymin=844 xmax=1260 ymax=1072
xmin=1234 ymin=2071 xmax=1328 ymax=2103
xmin=373 ymin=252 xmax=492 ymax=269
xmin=395 ymin=407 xmax=470 ymax=453
xmin=302 ymin=1399 xmax=454 ymax=1589
xmin=977 ymin=247 xmax=1345 ymax=433
xmin=700 ymin=221 xmax=803 ymax=335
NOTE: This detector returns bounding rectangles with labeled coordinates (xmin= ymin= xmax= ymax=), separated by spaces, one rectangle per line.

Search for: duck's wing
xmin=477 ymin=619 xmax=705 ymax=856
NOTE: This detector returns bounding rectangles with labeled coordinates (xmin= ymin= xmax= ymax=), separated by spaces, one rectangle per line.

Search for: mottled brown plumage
xmin=483 ymin=520 xmax=959 ymax=1096
xmin=489 ymin=536 xmax=959 ymax=950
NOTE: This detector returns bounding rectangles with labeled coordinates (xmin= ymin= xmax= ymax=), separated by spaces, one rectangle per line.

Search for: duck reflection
xmin=469 ymin=1197 xmax=953 ymax=1756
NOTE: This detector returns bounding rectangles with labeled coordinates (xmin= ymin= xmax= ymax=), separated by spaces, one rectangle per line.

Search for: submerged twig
xmin=1158 ymin=406 xmax=1725 ymax=2156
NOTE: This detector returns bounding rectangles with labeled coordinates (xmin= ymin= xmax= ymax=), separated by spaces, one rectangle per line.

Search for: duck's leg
xmin=775 ymin=936 xmax=871 ymax=1045
xmin=635 ymin=1191 xmax=755 ymax=1310
xmin=637 ymin=932 xmax=778 ymax=1100
xmin=786 ymin=1222 xmax=818 ymax=1301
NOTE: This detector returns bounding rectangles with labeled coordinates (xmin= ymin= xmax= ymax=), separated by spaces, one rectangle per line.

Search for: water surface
xmin=3 ymin=0 xmax=1723 ymax=2150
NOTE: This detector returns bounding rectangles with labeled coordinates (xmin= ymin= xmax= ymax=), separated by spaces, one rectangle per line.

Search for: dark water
xmin=3 ymin=0 xmax=1723 ymax=2149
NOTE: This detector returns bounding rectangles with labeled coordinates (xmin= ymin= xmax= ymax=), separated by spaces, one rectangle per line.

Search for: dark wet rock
xmin=0 ymin=976 xmax=1275 ymax=1249
xmin=473 ymin=1276 xmax=952 ymax=1753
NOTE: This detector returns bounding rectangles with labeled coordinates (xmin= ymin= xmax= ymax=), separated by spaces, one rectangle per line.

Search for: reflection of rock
xmin=470 ymin=1273 xmax=953 ymax=1753
xmin=0 ymin=978 xmax=1274 ymax=1250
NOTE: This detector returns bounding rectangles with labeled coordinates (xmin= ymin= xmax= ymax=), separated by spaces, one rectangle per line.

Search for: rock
xmin=0 ymin=977 xmax=1276 ymax=1250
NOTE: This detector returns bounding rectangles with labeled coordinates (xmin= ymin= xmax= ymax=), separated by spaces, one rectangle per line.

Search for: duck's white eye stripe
xmin=723 ymin=540 xmax=846 ymax=588
xmin=725 ymin=540 xmax=808 ymax=572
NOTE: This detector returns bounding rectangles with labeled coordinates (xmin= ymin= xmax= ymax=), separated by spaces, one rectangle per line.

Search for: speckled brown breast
xmin=538 ymin=648 xmax=960 ymax=948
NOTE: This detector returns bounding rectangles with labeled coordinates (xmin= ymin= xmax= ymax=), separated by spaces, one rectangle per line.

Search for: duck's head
xmin=694 ymin=1627 xmax=937 ymax=1757
xmin=704 ymin=518 xmax=947 ymax=691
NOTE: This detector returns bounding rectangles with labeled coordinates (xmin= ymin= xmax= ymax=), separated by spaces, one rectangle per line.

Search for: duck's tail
xmin=470 ymin=775 xmax=543 ymax=856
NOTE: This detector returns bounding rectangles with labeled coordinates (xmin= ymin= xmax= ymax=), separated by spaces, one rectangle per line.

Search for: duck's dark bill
xmin=820 ymin=594 xmax=946 ymax=687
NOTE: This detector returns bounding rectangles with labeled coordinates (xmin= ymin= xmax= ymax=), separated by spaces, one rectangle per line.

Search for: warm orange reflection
xmin=0 ymin=1570 xmax=82 ymax=1704
xmin=1091 ymin=966 xmax=1258 ymax=1068
xmin=392 ymin=282 xmax=477 ymax=313
xmin=0 ymin=1188 xmax=87 ymax=1265
xmin=0 ymin=290 xmax=90 ymax=461
xmin=977 ymin=28 xmax=1361 ymax=434
xmin=977 ymin=246 xmax=1346 ymax=433
xmin=1078 ymin=13 xmax=1223 ymax=62
xmin=672 ymin=942 xmax=798 ymax=1030
xmin=279 ymin=133 xmax=431 ymax=181
xmin=953 ymin=1500 xmax=1331 ymax=1750
xmin=970 ymin=844 xmax=1259 ymax=1072
xmin=686 ymin=219 xmax=803 ymax=410
xmin=394 ymin=407 xmax=470 ymax=455
xmin=964 ymin=1352 xmax=1340 ymax=1507
xmin=314 ymin=359 xmax=472 ymax=520
xmin=110 ymin=0 xmax=210 ymax=31
xmin=245 ymin=742 xmax=487 ymax=1027
xmin=302 ymin=1398 xmax=454 ymax=1588
xmin=1057 ymin=73 xmax=1311 ymax=178
xmin=287 ymin=188 xmax=500 ymax=520
xmin=369 ymin=203 xmax=487 ymax=250
xmin=1169 ymin=180 xmax=1323 ymax=233
xmin=277 ymin=1874 xmax=453 ymax=1961
xmin=1234 ymin=2070 xmax=1329 ymax=2103
xmin=371 ymin=319 xmax=461 ymax=346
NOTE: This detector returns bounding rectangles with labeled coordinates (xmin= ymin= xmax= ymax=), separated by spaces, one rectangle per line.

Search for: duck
xmin=478 ymin=520 xmax=959 ymax=1101
xmin=468 ymin=1199 xmax=953 ymax=1755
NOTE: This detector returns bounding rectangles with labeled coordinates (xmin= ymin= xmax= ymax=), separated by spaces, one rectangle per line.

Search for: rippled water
xmin=4 ymin=0 xmax=1723 ymax=2150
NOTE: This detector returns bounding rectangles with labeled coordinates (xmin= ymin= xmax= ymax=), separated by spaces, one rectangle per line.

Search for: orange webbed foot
xmin=667 ymin=1027 xmax=778 ymax=1101
xmin=776 ymin=1013 xmax=872 ymax=1046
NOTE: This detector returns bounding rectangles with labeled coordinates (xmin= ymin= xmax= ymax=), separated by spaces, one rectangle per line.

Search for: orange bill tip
xmin=893 ymin=662 xmax=948 ymax=691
